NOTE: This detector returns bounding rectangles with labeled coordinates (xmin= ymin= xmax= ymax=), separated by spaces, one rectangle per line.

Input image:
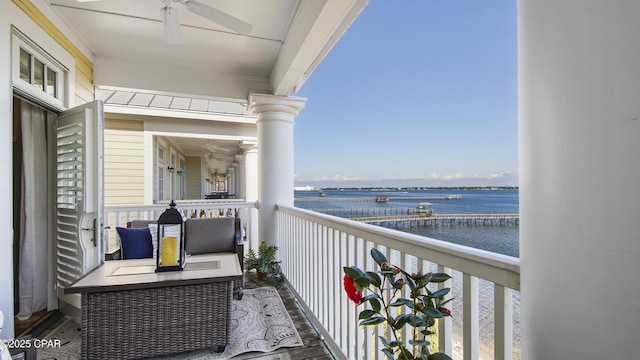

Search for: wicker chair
xmin=184 ymin=216 xmax=244 ymax=300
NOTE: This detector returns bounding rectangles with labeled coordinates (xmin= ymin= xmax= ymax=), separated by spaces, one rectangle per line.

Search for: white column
xmin=249 ymin=94 xmax=306 ymax=247
xmin=232 ymin=162 xmax=239 ymax=198
xmin=235 ymin=155 xmax=246 ymax=200
xmin=228 ymin=167 xmax=236 ymax=197
xmin=241 ymin=141 xmax=258 ymax=250
xmin=520 ymin=1 xmax=640 ymax=359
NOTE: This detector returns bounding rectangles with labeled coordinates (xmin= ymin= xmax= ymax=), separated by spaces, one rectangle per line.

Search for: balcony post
xmin=235 ymin=154 xmax=245 ymax=199
xmin=249 ymin=94 xmax=306 ymax=247
xmin=520 ymin=1 xmax=640 ymax=359
xmin=227 ymin=167 xmax=235 ymax=197
xmin=241 ymin=141 xmax=258 ymax=250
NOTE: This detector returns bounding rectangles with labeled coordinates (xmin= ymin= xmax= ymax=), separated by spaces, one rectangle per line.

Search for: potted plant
xmin=245 ymin=241 xmax=284 ymax=288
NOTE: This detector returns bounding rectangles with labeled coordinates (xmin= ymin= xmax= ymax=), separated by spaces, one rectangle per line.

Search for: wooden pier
xmin=348 ymin=213 xmax=519 ymax=227
xmin=315 ymin=207 xmax=421 ymax=217
xmin=295 ymin=195 xmax=459 ymax=202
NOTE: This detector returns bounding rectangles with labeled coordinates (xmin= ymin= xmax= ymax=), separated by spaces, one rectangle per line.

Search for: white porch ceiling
xmin=47 ymin=0 xmax=369 ymax=100
xmin=44 ymin=0 xmax=368 ymax=174
xmin=50 ymin=0 xmax=294 ymax=78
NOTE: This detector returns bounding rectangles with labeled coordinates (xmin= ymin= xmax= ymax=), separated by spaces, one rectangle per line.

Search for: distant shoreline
xmin=302 ymin=186 xmax=519 ymax=191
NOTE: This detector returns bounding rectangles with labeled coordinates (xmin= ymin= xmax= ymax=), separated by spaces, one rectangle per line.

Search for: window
xmin=179 ymin=157 xmax=186 ymax=200
xmin=170 ymin=151 xmax=177 ymax=200
xmin=12 ymin=31 xmax=66 ymax=109
xmin=158 ymin=143 xmax=165 ymax=201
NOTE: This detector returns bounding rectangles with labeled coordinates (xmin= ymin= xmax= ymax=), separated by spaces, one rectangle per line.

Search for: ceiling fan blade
xmin=181 ymin=0 xmax=252 ymax=35
xmin=161 ymin=6 xmax=183 ymax=44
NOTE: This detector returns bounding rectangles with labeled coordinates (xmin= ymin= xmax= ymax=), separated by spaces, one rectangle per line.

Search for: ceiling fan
xmin=207 ymin=153 xmax=232 ymax=162
xmin=202 ymin=142 xmax=231 ymax=153
xmin=77 ymin=0 xmax=253 ymax=43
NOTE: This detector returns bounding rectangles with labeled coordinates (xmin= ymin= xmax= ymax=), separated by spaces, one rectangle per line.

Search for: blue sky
xmin=292 ymin=0 xmax=518 ymax=188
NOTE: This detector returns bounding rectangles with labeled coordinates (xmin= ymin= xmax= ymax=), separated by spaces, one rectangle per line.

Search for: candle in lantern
xmin=161 ymin=236 xmax=178 ymax=266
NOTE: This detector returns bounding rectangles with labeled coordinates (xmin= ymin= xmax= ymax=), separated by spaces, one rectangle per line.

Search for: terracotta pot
xmin=257 ymin=271 xmax=269 ymax=281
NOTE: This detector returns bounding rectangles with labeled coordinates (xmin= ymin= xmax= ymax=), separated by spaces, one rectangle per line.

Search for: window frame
xmin=11 ymin=29 xmax=68 ymax=111
xmin=178 ymin=156 xmax=186 ymax=200
xmin=157 ymin=140 xmax=166 ymax=201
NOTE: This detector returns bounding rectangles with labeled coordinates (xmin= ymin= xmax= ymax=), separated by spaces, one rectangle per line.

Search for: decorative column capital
xmin=248 ymin=93 xmax=307 ymax=121
xmin=240 ymin=140 xmax=258 ymax=153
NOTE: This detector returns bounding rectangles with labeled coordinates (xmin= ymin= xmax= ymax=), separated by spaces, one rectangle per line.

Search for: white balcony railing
xmin=104 ymin=200 xmax=257 ymax=252
xmin=277 ymin=205 xmax=521 ymax=360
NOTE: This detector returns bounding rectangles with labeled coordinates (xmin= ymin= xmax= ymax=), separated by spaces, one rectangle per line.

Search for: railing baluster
xmin=320 ymin=224 xmax=325 ymax=315
xmin=341 ymin=231 xmax=349 ymax=355
xmin=438 ymin=265 xmax=453 ymax=356
xmin=304 ymin=218 xmax=310 ymax=305
xmin=320 ymin=225 xmax=326 ymax=327
xmin=400 ymin=252 xmax=411 ymax=350
xmin=310 ymin=221 xmax=316 ymax=314
xmin=354 ymin=236 xmax=363 ymax=360
xmin=364 ymin=240 xmax=377 ymax=359
xmin=463 ymin=273 xmax=479 ymax=360
xmin=328 ymin=228 xmax=335 ymax=341
xmin=494 ymin=284 xmax=513 ymax=360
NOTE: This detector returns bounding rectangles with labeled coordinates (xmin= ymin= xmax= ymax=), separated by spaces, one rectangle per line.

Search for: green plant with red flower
xmin=343 ymin=248 xmax=453 ymax=360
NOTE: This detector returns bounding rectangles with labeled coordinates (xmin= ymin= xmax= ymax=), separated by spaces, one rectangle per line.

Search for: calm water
xmin=295 ymin=188 xmax=520 ymax=258
xmin=295 ymin=188 xmax=521 ymax=359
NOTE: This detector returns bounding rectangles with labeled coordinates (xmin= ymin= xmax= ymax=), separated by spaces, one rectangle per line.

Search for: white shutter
xmin=55 ymin=100 xmax=104 ymax=305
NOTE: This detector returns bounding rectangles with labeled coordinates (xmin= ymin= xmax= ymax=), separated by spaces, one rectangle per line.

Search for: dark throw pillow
xmin=116 ymin=227 xmax=153 ymax=259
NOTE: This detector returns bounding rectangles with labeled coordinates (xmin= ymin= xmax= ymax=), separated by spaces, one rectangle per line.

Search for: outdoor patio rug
xmin=37 ymin=286 xmax=303 ymax=360
xmin=37 ymin=317 xmax=81 ymax=360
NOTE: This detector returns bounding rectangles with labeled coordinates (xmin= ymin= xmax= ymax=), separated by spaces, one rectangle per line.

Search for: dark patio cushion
xmin=116 ymin=227 xmax=153 ymax=259
xmin=185 ymin=217 xmax=235 ymax=255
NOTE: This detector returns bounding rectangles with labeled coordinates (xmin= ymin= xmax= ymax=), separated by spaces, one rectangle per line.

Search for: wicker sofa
xmin=109 ymin=215 xmax=244 ymax=299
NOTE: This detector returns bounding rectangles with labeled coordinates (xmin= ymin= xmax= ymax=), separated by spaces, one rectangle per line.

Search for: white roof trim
xmin=99 ymin=89 xmax=256 ymax=123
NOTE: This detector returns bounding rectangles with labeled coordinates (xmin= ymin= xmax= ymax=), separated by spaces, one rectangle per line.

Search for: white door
xmin=54 ymin=100 xmax=104 ymax=307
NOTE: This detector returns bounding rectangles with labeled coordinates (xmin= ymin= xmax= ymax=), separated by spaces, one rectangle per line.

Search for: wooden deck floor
xmin=241 ymin=273 xmax=335 ymax=360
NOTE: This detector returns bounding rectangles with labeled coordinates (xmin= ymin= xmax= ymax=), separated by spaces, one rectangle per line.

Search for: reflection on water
xmin=404 ymin=225 xmax=519 ymax=258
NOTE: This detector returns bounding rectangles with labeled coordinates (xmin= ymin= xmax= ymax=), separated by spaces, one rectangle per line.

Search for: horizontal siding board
xmin=104 ymin=155 xmax=144 ymax=164
xmin=104 ymin=169 xmax=144 ymax=177
xmin=104 ymin=162 xmax=145 ymax=170
xmin=105 ymin=119 xmax=144 ymax=131
xmin=105 ymin=196 xmax=145 ymax=205
xmin=105 ymin=185 xmax=144 ymax=197
xmin=104 ymin=184 xmax=144 ymax=191
xmin=104 ymin=139 xmax=144 ymax=147
xmin=105 ymin=148 xmax=145 ymax=156
xmin=105 ymin=176 xmax=144 ymax=183
xmin=103 ymin=128 xmax=145 ymax=205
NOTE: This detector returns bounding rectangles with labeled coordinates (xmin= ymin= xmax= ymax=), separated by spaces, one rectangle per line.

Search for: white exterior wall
xmin=0 ymin=0 xmax=95 ymax=339
xmin=0 ymin=4 xmax=16 ymax=340
xmin=520 ymin=1 xmax=640 ymax=359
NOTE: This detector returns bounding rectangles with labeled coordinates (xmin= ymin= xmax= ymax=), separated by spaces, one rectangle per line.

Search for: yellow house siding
xmin=12 ymin=0 xmax=95 ymax=103
xmin=104 ymin=120 xmax=145 ymax=205
xmin=186 ymin=156 xmax=202 ymax=199
xmin=74 ymin=74 xmax=94 ymax=104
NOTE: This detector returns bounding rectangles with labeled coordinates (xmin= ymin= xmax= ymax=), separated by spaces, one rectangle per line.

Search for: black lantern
xmin=156 ymin=200 xmax=185 ymax=272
